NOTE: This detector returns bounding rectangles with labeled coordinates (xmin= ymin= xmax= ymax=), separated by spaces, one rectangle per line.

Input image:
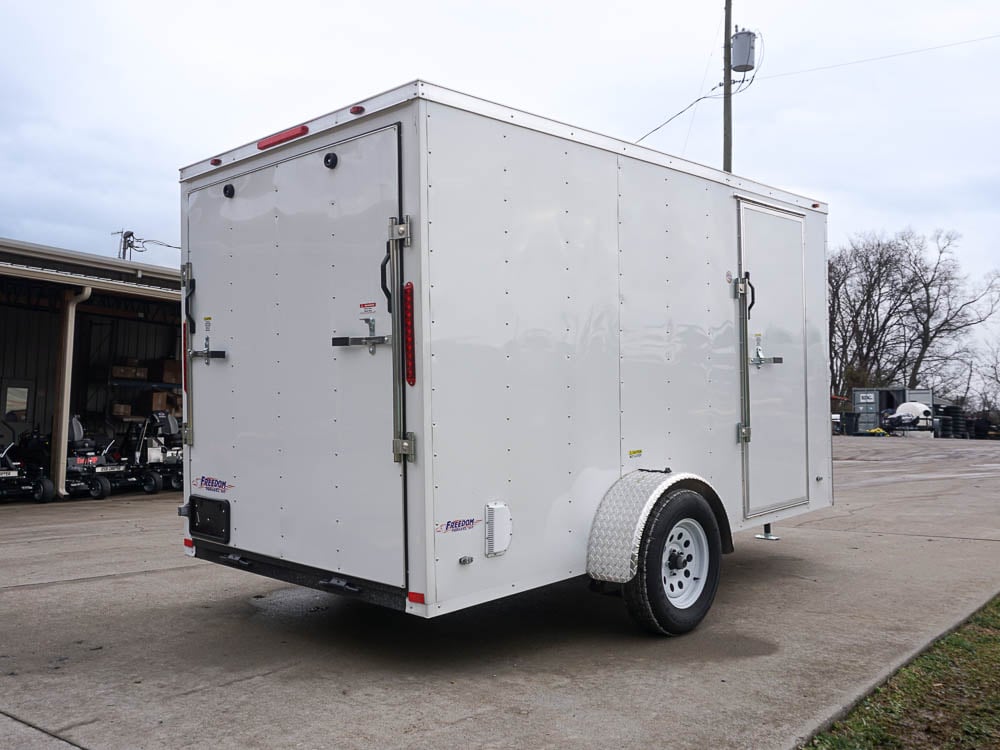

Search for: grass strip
xmin=805 ymin=594 xmax=1000 ymax=750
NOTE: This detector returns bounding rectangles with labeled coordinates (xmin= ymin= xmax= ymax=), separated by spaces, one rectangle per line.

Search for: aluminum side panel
xmin=424 ymin=104 xmax=620 ymax=608
xmin=618 ymin=160 xmax=743 ymax=524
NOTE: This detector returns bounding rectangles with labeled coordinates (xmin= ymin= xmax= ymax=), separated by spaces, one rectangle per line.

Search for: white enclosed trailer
xmin=178 ymin=81 xmax=832 ymax=634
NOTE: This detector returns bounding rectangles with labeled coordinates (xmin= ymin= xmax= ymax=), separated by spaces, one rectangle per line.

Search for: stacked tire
xmin=945 ymin=406 xmax=966 ymax=438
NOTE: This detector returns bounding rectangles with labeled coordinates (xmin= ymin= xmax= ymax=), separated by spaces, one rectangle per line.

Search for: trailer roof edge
xmin=178 ymin=80 xmax=828 ymax=213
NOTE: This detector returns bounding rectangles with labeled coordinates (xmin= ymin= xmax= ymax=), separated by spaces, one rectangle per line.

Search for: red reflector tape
xmin=407 ymin=592 xmax=425 ymax=604
xmin=403 ymin=282 xmax=416 ymax=386
xmin=257 ymin=124 xmax=309 ymax=150
xmin=183 ymin=538 xmax=194 ymax=548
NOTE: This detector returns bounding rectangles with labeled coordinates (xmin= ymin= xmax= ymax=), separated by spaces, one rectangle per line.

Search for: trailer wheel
xmin=141 ymin=472 xmax=163 ymax=494
xmin=32 ymin=478 xmax=56 ymax=503
xmin=88 ymin=476 xmax=112 ymax=499
xmin=623 ymin=488 xmax=721 ymax=636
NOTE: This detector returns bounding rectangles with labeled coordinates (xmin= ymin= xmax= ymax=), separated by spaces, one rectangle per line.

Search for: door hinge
xmin=393 ymin=432 xmax=416 ymax=462
xmin=182 ymin=422 xmax=194 ymax=446
xmin=388 ymin=215 xmax=411 ymax=247
xmin=180 ymin=262 xmax=193 ymax=289
xmin=737 ymin=423 xmax=752 ymax=443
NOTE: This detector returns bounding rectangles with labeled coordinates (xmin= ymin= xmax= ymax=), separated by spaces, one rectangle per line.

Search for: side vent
xmin=485 ymin=502 xmax=513 ymax=558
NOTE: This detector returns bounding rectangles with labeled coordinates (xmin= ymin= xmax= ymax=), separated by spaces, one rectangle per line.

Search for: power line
xmin=637 ymin=90 xmax=716 ymax=144
xmin=636 ymin=30 xmax=998 ymax=146
xmin=636 ymin=43 xmax=760 ymax=145
xmin=682 ymin=10 xmax=725 ymax=155
xmin=112 ymin=230 xmax=180 ymax=260
xmin=762 ymin=32 xmax=1000 ymax=80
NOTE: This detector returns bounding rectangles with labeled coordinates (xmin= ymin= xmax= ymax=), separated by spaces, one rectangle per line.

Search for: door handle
xmin=380 ymin=243 xmax=392 ymax=314
xmin=744 ymin=272 xmax=756 ymax=319
xmin=331 ymin=317 xmax=391 ymax=355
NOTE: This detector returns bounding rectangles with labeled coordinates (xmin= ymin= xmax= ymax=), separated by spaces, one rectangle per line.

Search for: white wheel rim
xmin=660 ymin=517 xmax=709 ymax=609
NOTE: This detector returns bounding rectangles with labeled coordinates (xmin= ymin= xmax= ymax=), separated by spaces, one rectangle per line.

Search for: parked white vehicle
xmin=178 ymin=81 xmax=832 ymax=634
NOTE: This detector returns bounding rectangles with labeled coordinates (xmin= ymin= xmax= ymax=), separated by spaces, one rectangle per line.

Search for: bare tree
xmin=828 ymin=229 xmax=1000 ymax=399
xmin=827 ymin=233 xmax=911 ymax=394
xmin=976 ymin=337 xmax=1000 ymax=420
xmin=898 ymin=230 xmax=1000 ymax=389
xmin=982 ymin=341 xmax=1000 ymax=390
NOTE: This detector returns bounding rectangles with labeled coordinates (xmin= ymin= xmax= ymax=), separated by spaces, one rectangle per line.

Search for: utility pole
xmin=723 ymin=0 xmax=733 ymax=173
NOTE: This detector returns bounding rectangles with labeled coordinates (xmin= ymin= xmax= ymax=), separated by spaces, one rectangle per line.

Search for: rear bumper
xmin=193 ymin=540 xmax=407 ymax=612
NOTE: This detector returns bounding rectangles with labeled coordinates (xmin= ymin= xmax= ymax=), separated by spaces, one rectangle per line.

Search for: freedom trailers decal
xmin=435 ymin=518 xmax=482 ymax=534
xmin=192 ymin=475 xmax=235 ymax=494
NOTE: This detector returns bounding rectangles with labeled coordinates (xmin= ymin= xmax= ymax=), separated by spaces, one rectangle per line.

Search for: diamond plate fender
xmin=586 ymin=471 xmax=733 ymax=583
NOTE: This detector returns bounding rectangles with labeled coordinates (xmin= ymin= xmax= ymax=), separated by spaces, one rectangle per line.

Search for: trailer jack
xmin=755 ymin=523 xmax=780 ymax=541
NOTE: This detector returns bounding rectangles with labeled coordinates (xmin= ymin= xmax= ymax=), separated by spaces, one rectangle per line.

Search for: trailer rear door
xmin=738 ymin=200 xmax=810 ymax=517
xmin=185 ymin=126 xmax=405 ymax=587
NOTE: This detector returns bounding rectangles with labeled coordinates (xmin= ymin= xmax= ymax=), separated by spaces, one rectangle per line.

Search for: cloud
xmin=0 ymin=0 xmax=997 ymax=280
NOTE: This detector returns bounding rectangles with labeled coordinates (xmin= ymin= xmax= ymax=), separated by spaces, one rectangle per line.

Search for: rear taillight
xmin=403 ymin=282 xmax=415 ymax=386
xmin=183 ymin=538 xmax=194 ymax=548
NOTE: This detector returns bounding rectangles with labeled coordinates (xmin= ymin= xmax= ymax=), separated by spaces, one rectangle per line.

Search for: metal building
xmin=0 ymin=237 xmax=180 ymax=496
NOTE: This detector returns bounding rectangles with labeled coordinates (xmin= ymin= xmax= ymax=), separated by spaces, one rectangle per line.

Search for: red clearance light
xmin=257 ymin=124 xmax=309 ymax=150
xmin=811 ymin=202 xmax=820 ymax=208
xmin=407 ymin=592 xmax=425 ymax=604
xmin=183 ymin=538 xmax=194 ymax=548
xmin=349 ymin=105 xmax=365 ymax=115
xmin=210 ymin=158 xmax=222 ymax=166
xmin=403 ymin=282 xmax=416 ymax=386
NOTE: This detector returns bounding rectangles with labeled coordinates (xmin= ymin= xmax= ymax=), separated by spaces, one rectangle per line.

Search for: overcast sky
xmin=1 ymin=1 xmax=998 ymax=280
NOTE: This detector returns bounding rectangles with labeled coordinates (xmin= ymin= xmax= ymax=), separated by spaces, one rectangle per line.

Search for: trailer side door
xmin=738 ymin=200 xmax=810 ymax=517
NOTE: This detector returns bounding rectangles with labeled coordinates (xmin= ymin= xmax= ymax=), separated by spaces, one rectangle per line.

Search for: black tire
xmin=623 ymin=488 xmax=722 ymax=636
xmin=32 ymin=477 xmax=56 ymax=503
xmin=88 ymin=475 xmax=112 ymax=499
xmin=169 ymin=473 xmax=183 ymax=491
xmin=141 ymin=472 xmax=163 ymax=494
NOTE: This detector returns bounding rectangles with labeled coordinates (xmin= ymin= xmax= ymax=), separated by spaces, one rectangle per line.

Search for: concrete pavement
xmin=1 ymin=436 xmax=998 ymax=749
